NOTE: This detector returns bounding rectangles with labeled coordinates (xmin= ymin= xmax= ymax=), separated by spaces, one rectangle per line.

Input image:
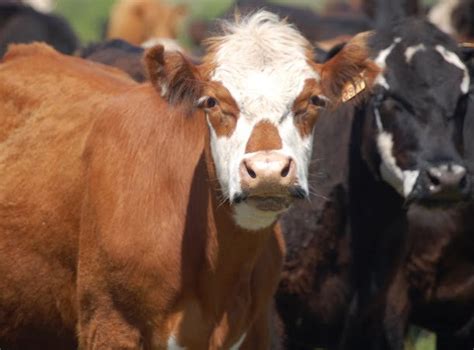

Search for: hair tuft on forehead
xmin=203 ymin=11 xmax=312 ymax=70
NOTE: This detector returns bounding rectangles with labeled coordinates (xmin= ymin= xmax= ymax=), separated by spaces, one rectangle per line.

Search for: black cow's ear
xmin=143 ymin=45 xmax=203 ymax=106
xmin=313 ymin=42 xmax=346 ymax=64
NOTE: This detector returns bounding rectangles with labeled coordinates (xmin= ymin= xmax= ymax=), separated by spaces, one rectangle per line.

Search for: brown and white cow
xmin=0 ymin=12 xmax=377 ymax=349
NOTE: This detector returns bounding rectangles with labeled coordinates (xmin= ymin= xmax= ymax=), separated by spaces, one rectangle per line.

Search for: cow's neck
xmin=186 ymin=139 xmax=277 ymax=308
xmin=209 ymin=144 xmax=273 ymax=270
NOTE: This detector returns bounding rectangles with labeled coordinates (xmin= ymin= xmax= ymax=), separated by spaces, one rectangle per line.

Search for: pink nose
xmin=239 ymin=151 xmax=297 ymax=195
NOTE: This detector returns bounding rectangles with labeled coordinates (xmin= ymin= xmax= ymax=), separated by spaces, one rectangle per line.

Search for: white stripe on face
xmin=377 ymin=131 xmax=419 ymax=197
xmin=405 ymin=43 xmax=426 ymax=63
xmin=230 ymin=333 xmax=246 ymax=350
xmin=373 ymin=37 xmax=402 ymax=90
xmin=435 ymin=45 xmax=470 ymax=94
xmin=167 ymin=335 xmax=186 ymax=349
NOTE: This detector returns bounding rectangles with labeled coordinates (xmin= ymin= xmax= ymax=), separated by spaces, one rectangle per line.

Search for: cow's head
xmin=144 ymin=12 xmax=378 ymax=230
xmin=364 ymin=19 xmax=472 ymax=205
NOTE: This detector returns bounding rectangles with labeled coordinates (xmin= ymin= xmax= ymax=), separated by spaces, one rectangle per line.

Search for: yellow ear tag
xmin=341 ymin=76 xmax=366 ymax=103
xmin=460 ymin=42 xmax=474 ymax=48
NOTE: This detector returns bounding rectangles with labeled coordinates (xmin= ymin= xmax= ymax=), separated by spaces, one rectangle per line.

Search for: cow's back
xmin=0 ymin=43 xmax=136 ymax=348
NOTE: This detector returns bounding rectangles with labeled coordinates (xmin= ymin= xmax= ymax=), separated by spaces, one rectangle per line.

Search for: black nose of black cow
xmin=425 ymin=164 xmax=470 ymax=200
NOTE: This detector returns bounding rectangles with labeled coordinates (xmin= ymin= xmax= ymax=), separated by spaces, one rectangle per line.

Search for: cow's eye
xmin=198 ymin=96 xmax=218 ymax=109
xmin=206 ymin=97 xmax=218 ymax=108
xmin=309 ymin=95 xmax=327 ymax=108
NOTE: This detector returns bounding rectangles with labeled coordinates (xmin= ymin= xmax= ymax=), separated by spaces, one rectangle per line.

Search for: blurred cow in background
xmin=429 ymin=0 xmax=474 ymax=43
xmin=0 ymin=1 xmax=78 ymax=57
xmin=106 ymin=0 xmax=187 ymax=45
xmin=189 ymin=0 xmax=422 ymax=55
xmin=79 ymin=39 xmax=146 ymax=82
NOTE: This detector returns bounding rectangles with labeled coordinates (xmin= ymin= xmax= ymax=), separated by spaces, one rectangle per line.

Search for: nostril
xmin=245 ymin=161 xmax=257 ymax=179
xmin=428 ymin=171 xmax=441 ymax=187
xmin=459 ymin=174 xmax=468 ymax=190
xmin=281 ymin=159 xmax=292 ymax=177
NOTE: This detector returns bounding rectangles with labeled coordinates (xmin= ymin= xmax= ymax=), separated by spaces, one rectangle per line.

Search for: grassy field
xmin=52 ymin=1 xmax=438 ymax=349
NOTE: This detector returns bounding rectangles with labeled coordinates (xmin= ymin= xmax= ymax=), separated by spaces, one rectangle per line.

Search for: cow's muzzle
xmin=233 ymin=151 xmax=307 ymax=211
xmin=409 ymin=163 xmax=470 ymax=205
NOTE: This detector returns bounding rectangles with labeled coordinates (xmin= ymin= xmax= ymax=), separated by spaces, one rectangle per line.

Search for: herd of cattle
xmin=1 ymin=0 xmax=474 ymax=349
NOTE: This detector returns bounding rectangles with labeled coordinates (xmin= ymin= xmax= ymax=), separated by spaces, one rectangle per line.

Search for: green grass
xmin=55 ymin=0 xmax=116 ymax=43
xmin=406 ymin=327 xmax=436 ymax=350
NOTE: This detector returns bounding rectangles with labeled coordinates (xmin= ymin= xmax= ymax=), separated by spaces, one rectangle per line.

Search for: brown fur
xmin=0 ymin=43 xmax=136 ymax=349
xmin=292 ymin=79 xmax=325 ymax=137
xmin=107 ymin=0 xmax=187 ymax=45
xmin=319 ymin=32 xmax=380 ymax=105
xmin=245 ymin=121 xmax=282 ymax=153
xmin=144 ymin=45 xmax=203 ymax=106
xmin=0 ymin=43 xmax=284 ymax=349
xmin=0 ymin=22 xmax=378 ymax=347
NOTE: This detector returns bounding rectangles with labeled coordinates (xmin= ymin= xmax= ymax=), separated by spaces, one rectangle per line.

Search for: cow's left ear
xmin=144 ymin=44 xmax=203 ymax=105
xmin=319 ymin=32 xmax=380 ymax=105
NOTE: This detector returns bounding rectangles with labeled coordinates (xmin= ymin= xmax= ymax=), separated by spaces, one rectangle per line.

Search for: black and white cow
xmin=276 ymin=16 xmax=474 ymax=350
xmin=340 ymin=18 xmax=474 ymax=350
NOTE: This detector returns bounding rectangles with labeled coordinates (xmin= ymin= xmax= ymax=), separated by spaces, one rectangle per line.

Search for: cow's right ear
xmin=144 ymin=45 xmax=203 ymax=106
xmin=319 ymin=32 xmax=380 ymax=106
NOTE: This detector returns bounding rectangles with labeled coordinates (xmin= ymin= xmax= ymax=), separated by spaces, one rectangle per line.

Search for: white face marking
xmin=230 ymin=332 xmax=247 ymax=350
xmin=435 ymin=45 xmax=470 ymax=94
xmin=167 ymin=335 xmax=186 ymax=350
xmin=206 ymin=12 xmax=318 ymax=204
xmin=405 ymin=44 xmax=426 ymax=63
xmin=377 ymin=131 xmax=419 ymax=197
xmin=373 ymin=37 xmax=402 ymax=90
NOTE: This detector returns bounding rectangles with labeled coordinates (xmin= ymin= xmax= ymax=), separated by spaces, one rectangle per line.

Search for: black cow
xmin=188 ymin=1 xmax=372 ymax=50
xmin=0 ymin=3 xmax=78 ymax=58
xmin=276 ymin=16 xmax=474 ymax=350
xmin=79 ymin=39 xmax=146 ymax=82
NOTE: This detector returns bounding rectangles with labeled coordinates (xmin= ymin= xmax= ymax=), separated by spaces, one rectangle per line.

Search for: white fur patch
xmin=373 ymin=37 xmax=402 ymax=90
xmin=23 ymin=0 xmax=53 ymax=12
xmin=166 ymin=332 xmax=246 ymax=350
xmin=230 ymin=333 xmax=247 ymax=350
xmin=167 ymin=335 xmax=186 ymax=350
xmin=452 ymin=164 xmax=466 ymax=175
xmin=206 ymin=11 xmax=318 ymax=203
xmin=405 ymin=44 xmax=426 ymax=63
xmin=428 ymin=0 xmax=459 ymax=35
xmin=377 ymin=132 xmax=419 ymax=197
xmin=142 ymin=38 xmax=185 ymax=53
xmin=435 ymin=45 xmax=470 ymax=94
xmin=233 ymin=202 xmax=282 ymax=231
